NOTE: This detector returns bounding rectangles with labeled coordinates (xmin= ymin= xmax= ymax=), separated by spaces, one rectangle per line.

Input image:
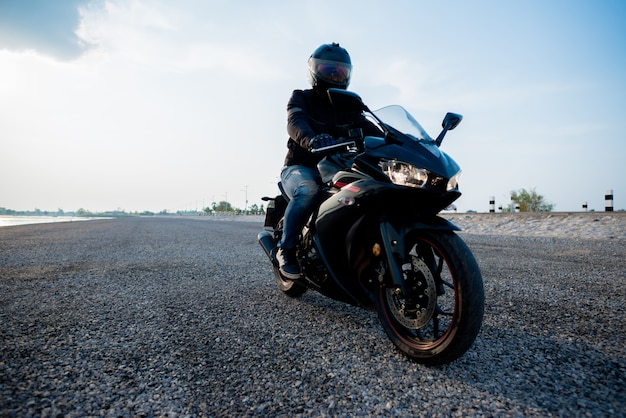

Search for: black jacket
xmin=283 ymin=89 xmax=380 ymax=167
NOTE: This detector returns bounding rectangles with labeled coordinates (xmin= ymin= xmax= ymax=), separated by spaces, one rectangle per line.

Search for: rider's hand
xmin=308 ymin=133 xmax=336 ymax=151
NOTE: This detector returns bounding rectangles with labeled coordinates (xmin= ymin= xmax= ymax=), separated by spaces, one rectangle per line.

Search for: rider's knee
xmin=294 ymin=180 xmax=319 ymax=200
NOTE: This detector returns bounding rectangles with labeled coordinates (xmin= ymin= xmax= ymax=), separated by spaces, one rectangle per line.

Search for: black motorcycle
xmin=258 ymin=89 xmax=484 ymax=365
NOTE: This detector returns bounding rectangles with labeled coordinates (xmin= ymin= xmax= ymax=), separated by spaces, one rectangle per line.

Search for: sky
xmin=1 ymin=0 xmax=625 ymax=213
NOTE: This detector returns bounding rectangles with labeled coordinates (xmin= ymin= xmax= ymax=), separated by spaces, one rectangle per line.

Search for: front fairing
xmin=363 ymin=105 xmax=461 ymax=180
xmin=361 ymin=135 xmax=460 ymax=181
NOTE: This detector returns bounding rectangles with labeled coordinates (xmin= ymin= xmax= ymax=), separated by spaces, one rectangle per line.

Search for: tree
xmin=510 ymin=188 xmax=554 ymax=212
xmin=213 ymin=201 xmax=234 ymax=212
xmin=247 ymin=204 xmax=265 ymax=215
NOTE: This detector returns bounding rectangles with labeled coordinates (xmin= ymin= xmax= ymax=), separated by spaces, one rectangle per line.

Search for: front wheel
xmin=375 ymin=230 xmax=484 ymax=365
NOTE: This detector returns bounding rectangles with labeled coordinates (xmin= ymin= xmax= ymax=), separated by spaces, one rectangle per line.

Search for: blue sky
xmin=1 ymin=0 xmax=624 ymax=213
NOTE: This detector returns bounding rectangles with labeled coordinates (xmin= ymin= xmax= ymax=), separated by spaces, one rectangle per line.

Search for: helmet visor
xmin=311 ymin=58 xmax=352 ymax=85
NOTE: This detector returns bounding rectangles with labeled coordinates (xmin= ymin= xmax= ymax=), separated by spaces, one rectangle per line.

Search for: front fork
xmin=378 ymin=219 xmax=447 ymax=299
xmin=379 ymin=220 xmax=410 ymax=297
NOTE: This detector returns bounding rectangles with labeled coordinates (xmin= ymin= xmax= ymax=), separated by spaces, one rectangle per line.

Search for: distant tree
xmin=248 ymin=204 xmax=264 ymax=215
xmin=214 ymin=201 xmax=234 ymax=212
xmin=510 ymin=188 xmax=554 ymax=212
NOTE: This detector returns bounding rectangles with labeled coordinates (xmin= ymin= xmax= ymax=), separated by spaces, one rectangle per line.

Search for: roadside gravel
xmin=1 ymin=217 xmax=624 ymax=417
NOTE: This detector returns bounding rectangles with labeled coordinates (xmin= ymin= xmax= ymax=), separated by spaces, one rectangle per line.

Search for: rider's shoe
xmin=276 ymin=248 xmax=302 ymax=280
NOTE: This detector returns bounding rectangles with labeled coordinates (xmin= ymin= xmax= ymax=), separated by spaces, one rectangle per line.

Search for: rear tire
xmin=375 ymin=230 xmax=484 ymax=365
xmin=273 ymin=265 xmax=307 ymax=297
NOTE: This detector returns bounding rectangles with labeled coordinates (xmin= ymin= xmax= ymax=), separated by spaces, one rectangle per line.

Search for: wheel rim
xmin=382 ymin=238 xmax=458 ymax=349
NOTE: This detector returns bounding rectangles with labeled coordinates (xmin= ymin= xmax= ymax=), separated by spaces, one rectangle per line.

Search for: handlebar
xmin=310 ymin=140 xmax=357 ymax=154
xmin=310 ymin=128 xmax=364 ymax=154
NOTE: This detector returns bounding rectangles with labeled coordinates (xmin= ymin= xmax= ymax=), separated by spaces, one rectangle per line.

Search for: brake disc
xmin=385 ymin=256 xmax=437 ymax=329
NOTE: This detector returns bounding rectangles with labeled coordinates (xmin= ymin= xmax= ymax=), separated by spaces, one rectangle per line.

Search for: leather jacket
xmin=283 ymin=88 xmax=380 ymax=167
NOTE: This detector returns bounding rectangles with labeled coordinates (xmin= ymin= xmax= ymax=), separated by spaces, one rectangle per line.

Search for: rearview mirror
xmin=435 ymin=112 xmax=463 ymax=146
xmin=442 ymin=112 xmax=463 ymax=131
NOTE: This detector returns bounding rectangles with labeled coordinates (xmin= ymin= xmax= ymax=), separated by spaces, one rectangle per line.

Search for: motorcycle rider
xmin=276 ymin=42 xmax=381 ymax=279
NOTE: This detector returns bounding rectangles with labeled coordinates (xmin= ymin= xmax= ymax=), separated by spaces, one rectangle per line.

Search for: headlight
xmin=447 ymin=171 xmax=461 ymax=191
xmin=380 ymin=160 xmax=461 ymax=192
xmin=380 ymin=160 xmax=429 ymax=188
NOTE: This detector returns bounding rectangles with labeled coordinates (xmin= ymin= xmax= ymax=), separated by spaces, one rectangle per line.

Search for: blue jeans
xmin=278 ymin=165 xmax=321 ymax=250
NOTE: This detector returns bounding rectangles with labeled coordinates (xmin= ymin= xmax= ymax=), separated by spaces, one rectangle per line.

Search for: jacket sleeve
xmin=286 ymin=90 xmax=317 ymax=149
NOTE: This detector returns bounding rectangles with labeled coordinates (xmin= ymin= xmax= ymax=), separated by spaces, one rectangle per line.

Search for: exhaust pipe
xmin=258 ymin=231 xmax=277 ymax=263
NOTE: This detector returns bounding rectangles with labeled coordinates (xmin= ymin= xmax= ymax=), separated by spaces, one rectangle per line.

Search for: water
xmin=0 ymin=216 xmax=104 ymax=228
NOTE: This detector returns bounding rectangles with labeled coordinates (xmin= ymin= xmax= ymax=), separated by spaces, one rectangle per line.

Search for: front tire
xmin=375 ymin=230 xmax=484 ymax=365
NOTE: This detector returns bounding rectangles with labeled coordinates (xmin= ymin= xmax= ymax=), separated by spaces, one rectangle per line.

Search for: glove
xmin=308 ymin=133 xmax=337 ymax=151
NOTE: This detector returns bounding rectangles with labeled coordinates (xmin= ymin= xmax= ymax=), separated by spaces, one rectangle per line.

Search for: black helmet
xmin=307 ymin=42 xmax=352 ymax=90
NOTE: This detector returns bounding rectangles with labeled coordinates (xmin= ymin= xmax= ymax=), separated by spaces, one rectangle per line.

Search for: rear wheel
xmin=375 ymin=230 xmax=484 ymax=365
xmin=272 ymin=263 xmax=307 ymax=297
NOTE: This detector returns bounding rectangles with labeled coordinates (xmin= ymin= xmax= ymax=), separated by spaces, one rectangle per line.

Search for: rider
xmin=276 ymin=42 xmax=381 ymax=280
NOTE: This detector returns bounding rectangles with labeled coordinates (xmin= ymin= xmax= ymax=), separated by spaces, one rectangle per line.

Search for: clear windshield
xmin=371 ymin=105 xmax=433 ymax=142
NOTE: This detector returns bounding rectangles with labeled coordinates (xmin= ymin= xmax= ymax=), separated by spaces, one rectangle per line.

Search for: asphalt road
xmin=1 ymin=217 xmax=624 ymax=417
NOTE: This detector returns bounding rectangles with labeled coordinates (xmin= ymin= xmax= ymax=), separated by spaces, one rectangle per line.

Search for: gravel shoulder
xmin=1 ymin=217 xmax=624 ymax=417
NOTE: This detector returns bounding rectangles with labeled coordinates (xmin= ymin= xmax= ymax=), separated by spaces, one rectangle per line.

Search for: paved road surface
xmin=1 ymin=217 xmax=624 ymax=416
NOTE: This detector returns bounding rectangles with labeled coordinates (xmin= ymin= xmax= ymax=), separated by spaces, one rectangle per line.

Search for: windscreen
xmin=372 ymin=105 xmax=433 ymax=142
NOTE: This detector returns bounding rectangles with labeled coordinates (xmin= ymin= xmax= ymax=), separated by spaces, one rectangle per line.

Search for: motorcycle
xmin=258 ymin=88 xmax=484 ymax=365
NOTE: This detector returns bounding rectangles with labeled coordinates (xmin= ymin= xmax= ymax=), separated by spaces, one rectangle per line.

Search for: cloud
xmin=0 ymin=0 xmax=94 ymax=60
xmin=70 ymin=1 xmax=292 ymax=81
